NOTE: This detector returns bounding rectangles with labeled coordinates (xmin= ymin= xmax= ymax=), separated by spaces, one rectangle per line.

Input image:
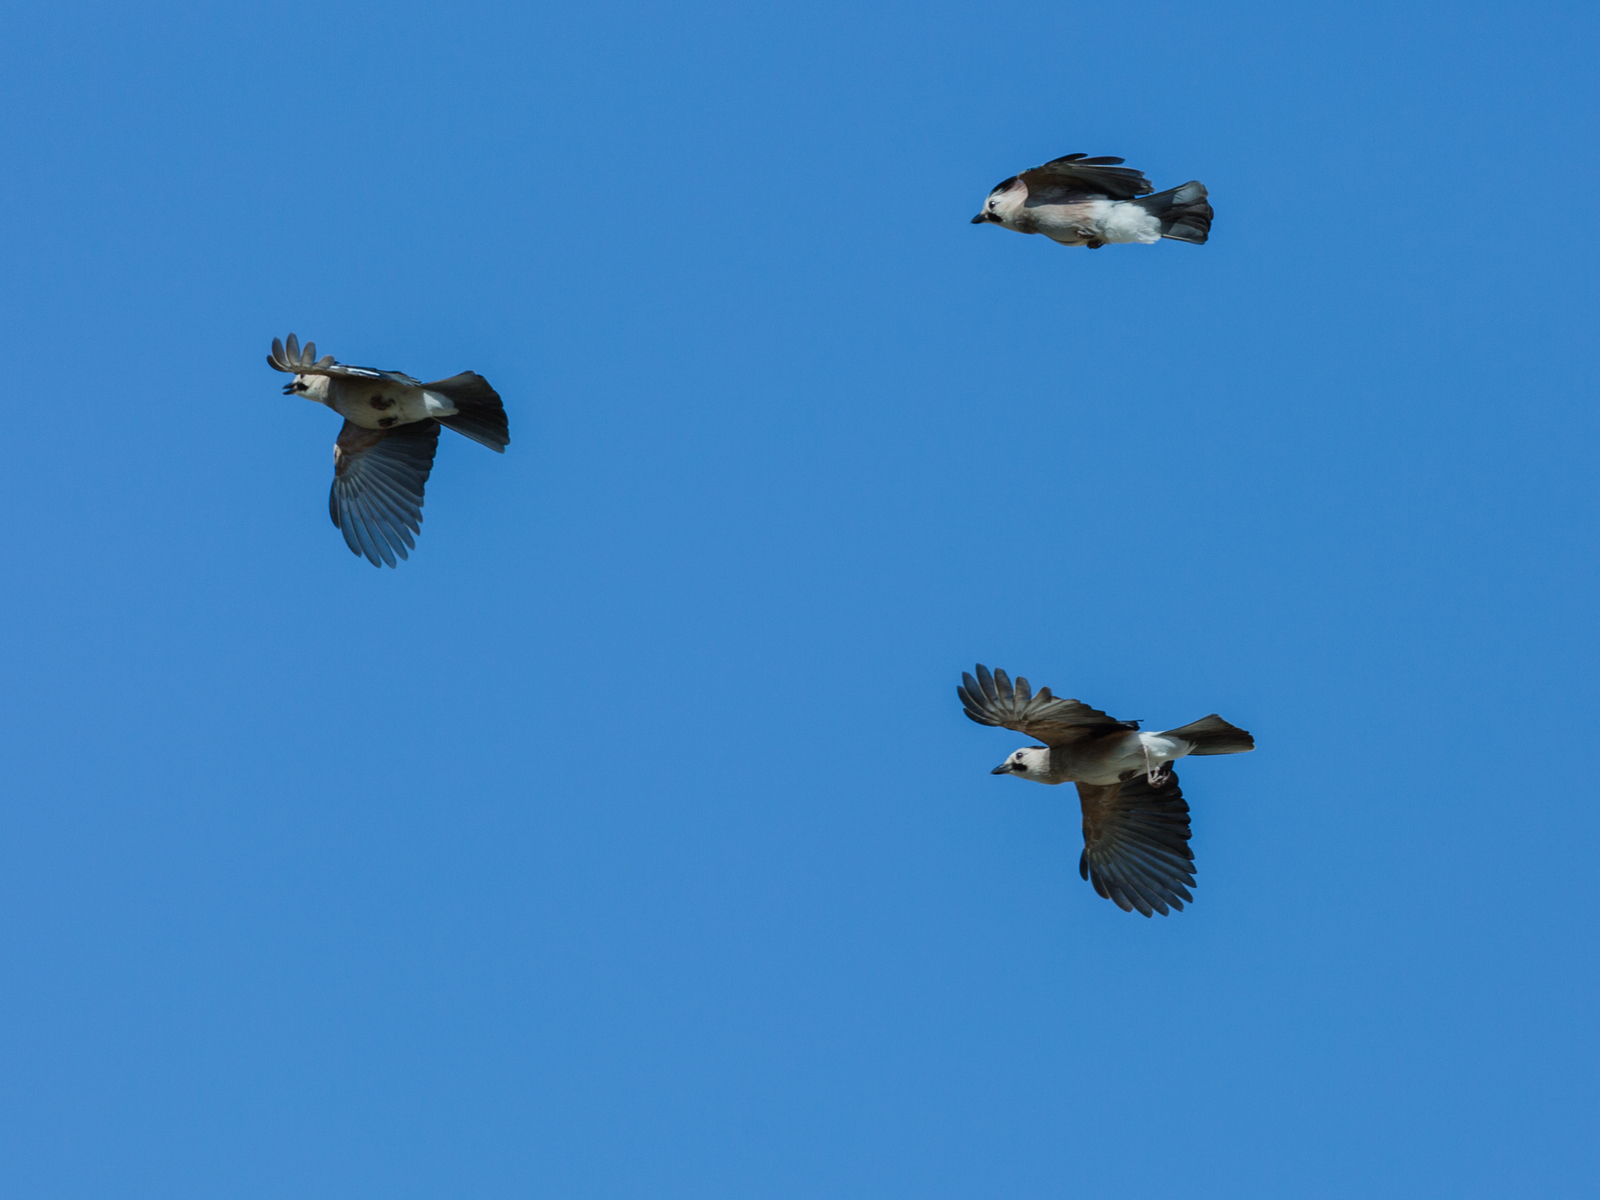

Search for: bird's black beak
xmin=281 ymin=383 xmax=296 ymax=395
xmin=990 ymin=762 xmax=1012 ymax=774
xmin=971 ymin=212 xmax=990 ymax=224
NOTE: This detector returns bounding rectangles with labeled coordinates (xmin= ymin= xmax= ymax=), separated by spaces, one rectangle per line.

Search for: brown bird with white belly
xmin=268 ymin=334 xmax=509 ymax=568
xmin=971 ymin=153 xmax=1212 ymax=249
xmin=959 ymin=664 xmax=1253 ymax=916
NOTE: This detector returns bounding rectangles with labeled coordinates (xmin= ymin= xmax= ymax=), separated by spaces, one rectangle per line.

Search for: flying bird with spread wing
xmin=959 ymin=664 xmax=1253 ymax=916
xmin=268 ymin=334 xmax=509 ymax=567
xmin=971 ymin=153 xmax=1212 ymax=249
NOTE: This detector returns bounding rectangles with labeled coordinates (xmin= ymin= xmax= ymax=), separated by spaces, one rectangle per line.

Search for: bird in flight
xmin=268 ymin=334 xmax=509 ymax=568
xmin=958 ymin=664 xmax=1253 ymax=916
xmin=971 ymin=153 xmax=1212 ymax=249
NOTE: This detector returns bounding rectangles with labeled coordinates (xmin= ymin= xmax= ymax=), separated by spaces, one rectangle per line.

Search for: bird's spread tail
xmin=1131 ymin=181 xmax=1212 ymax=244
xmin=1160 ymin=713 xmax=1253 ymax=755
xmin=425 ymin=372 xmax=510 ymax=452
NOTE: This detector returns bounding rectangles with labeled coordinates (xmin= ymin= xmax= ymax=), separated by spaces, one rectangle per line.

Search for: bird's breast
xmin=1054 ymin=733 xmax=1144 ymax=785
xmin=329 ymin=382 xmax=451 ymax=430
xmin=1025 ymin=202 xmax=1101 ymax=243
xmin=1066 ymin=733 xmax=1193 ymax=785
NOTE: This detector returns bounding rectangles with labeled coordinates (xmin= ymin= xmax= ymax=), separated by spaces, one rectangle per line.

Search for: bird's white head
xmin=971 ymin=176 xmax=1026 ymax=227
xmin=991 ymin=745 xmax=1051 ymax=781
xmin=268 ymin=335 xmax=336 ymax=405
xmin=283 ymin=374 xmax=330 ymax=405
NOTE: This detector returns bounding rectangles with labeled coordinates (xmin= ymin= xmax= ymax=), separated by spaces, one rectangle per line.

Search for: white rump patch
xmin=1093 ymin=200 xmax=1162 ymax=244
xmin=1138 ymin=732 xmax=1191 ymax=764
xmin=422 ymin=390 xmax=459 ymax=417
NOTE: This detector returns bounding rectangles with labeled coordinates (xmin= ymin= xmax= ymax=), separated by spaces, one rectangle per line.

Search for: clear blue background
xmin=0 ymin=1 xmax=1594 ymax=1195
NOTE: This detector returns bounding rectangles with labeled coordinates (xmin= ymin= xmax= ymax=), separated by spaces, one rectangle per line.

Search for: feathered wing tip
xmin=267 ymin=333 xmax=337 ymax=374
xmin=330 ymin=420 xmax=440 ymax=568
xmin=1023 ymin=154 xmax=1155 ymax=200
xmin=1077 ymin=771 xmax=1195 ymax=917
xmin=958 ymin=663 xmax=1045 ymax=727
xmin=958 ymin=663 xmax=1137 ymax=744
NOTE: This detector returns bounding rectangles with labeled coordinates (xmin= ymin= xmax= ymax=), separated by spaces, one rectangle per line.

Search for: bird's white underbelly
xmin=1092 ymin=200 xmax=1162 ymax=243
xmin=1076 ymin=732 xmax=1192 ymax=785
xmin=1137 ymin=732 xmax=1191 ymax=764
xmin=331 ymin=383 xmax=458 ymax=429
xmin=1036 ymin=200 xmax=1161 ymax=245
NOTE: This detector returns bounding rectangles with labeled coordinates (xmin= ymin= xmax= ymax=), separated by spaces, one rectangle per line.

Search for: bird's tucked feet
xmin=1085 ymin=239 xmax=1105 ymax=249
xmin=1143 ymin=743 xmax=1171 ymax=787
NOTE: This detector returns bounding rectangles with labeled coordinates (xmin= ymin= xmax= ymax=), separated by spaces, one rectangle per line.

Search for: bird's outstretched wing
xmin=1077 ymin=770 xmax=1194 ymax=917
xmin=1016 ymin=153 xmax=1154 ymax=202
xmin=268 ymin=333 xmax=422 ymax=388
xmin=958 ymin=664 xmax=1135 ymax=746
xmin=329 ymin=419 xmax=440 ymax=568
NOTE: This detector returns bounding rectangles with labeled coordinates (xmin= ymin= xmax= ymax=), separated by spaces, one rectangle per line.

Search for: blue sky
xmin=0 ymin=0 xmax=1595 ymax=1195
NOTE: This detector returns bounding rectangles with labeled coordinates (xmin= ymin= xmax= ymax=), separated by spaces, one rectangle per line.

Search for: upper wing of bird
xmin=1017 ymin=153 xmax=1154 ymax=202
xmin=329 ymin=419 xmax=440 ymax=568
xmin=1077 ymin=770 xmax=1194 ymax=917
xmin=268 ymin=333 xmax=422 ymax=388
xmin=958 ymin=664 xmax=1136 ymax=746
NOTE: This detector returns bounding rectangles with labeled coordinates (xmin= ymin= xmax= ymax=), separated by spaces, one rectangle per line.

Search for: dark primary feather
xmin=1076 ymin=770 xmax=1195 ymax=917
xmin=268 ymin=333 xmax=336 ymax=373
xmin=957 ymin=663 xmax=1135 ymax=746
xmin=1018 ymin=153 xmax=1155 ymax=201
xmin=267 ymin=333 xmax=420 ymax=387
xmin=329 ymin=419 xmax=440 ymax=568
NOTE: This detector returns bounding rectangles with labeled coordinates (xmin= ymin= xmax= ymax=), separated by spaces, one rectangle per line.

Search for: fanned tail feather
xmin=1131 ymin=181 xmax=1213 ymax=244
xmin=427 ymin=371 xmax=510 ymax=452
